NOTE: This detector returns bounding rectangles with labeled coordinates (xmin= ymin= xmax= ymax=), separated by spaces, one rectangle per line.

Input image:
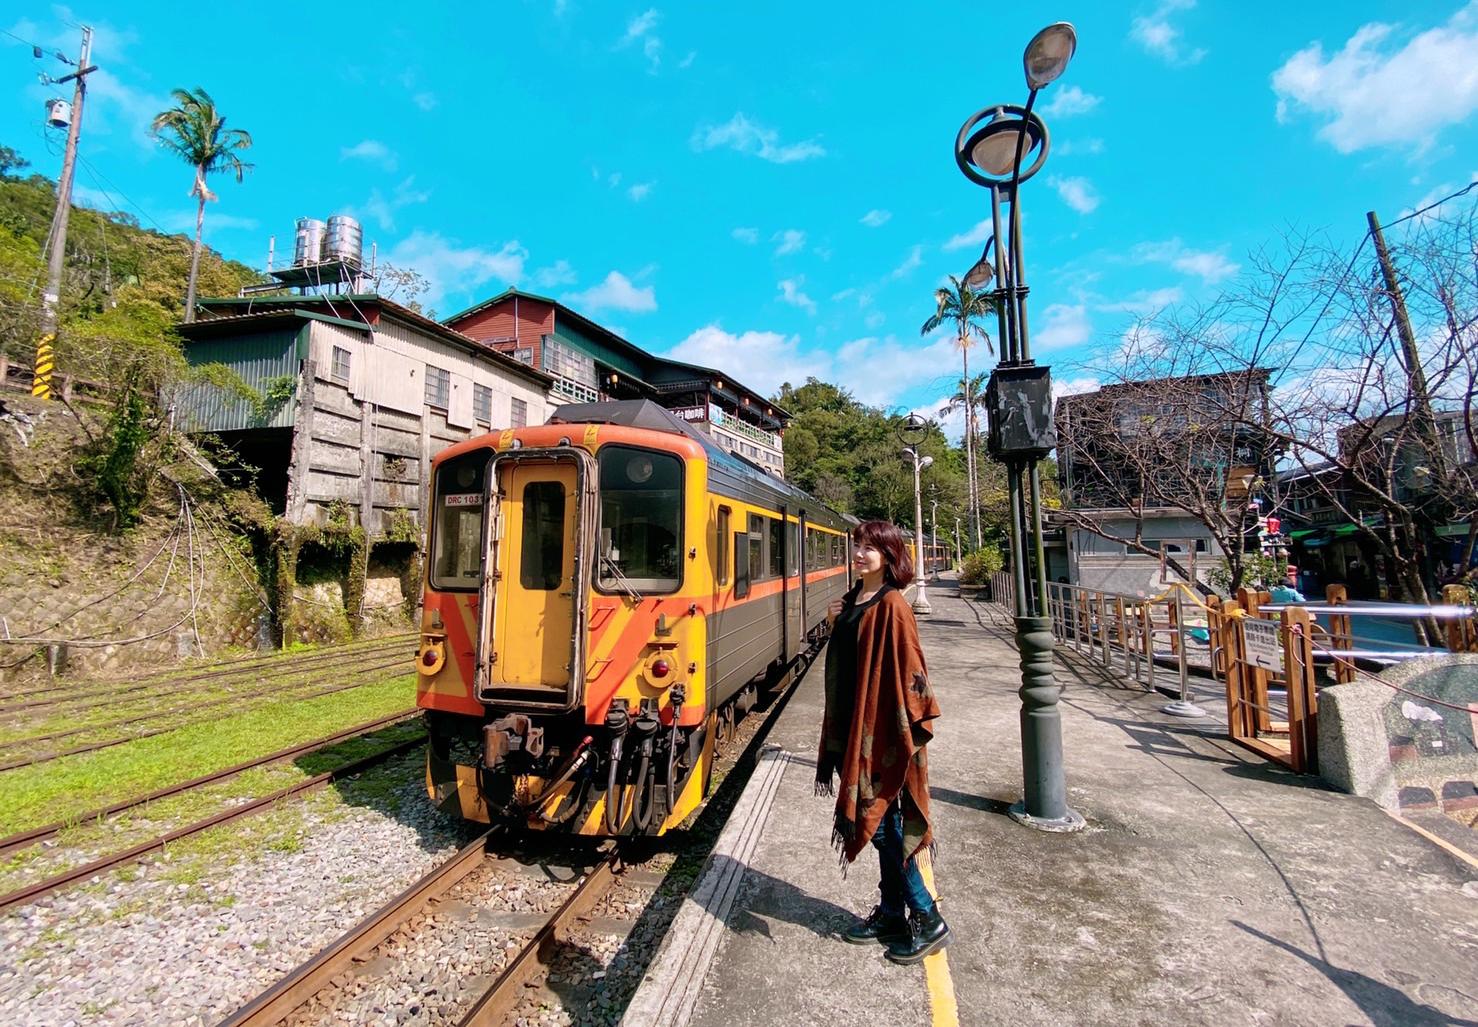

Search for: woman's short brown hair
xmin=853 ymin=519 xmax=914 ymax=588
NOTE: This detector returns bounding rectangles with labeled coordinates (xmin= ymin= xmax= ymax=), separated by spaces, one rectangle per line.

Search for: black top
xmin=822 ymin=582 xmax=895 ymax=773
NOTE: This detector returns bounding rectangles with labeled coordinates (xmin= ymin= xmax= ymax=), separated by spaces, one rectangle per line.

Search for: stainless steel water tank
xmin=324 ymin=215 xmax=363 ymax=266
xmin=294 ymin=218 xmax=325 ymax=265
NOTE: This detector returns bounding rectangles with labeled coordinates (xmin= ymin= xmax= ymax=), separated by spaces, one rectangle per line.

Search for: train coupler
xmin=483 ymin=714 xmax=545 ymax=771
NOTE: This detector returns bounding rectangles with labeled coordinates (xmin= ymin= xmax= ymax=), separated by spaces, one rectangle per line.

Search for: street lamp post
xmin=951 ymin=22 xmax=1084 ymax=832
xmin=930 ymin=491 xmax=940 ymax=582
xmin=899 ymin=413 xmax=934 ymax=615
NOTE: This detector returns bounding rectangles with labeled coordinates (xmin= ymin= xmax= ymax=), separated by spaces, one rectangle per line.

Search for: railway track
xmin=0 ymin=656 xmax=413 ymax=772
xmin=217 ymin=645 xmax=821 ymax=1026
xmin=0 ymin=727 xmax=428 ymax=913
xmin=0 ymin=708 xmax=421 ymax=857
xmin=220 ymin=831 xmax=620 ymax=1027
xmin=0 ymin=633 xmax=416 ymax=707
xmin=0 ymin=636 xmax=414 ymax=717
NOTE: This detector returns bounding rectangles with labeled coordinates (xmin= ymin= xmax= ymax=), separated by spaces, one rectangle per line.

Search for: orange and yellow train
xmin=416 ymin=400 xmax=853 ymax=836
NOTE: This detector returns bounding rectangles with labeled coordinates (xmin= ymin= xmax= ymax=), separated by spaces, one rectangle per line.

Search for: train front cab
xmin=418 ymin=428 xmax=713 ymax=836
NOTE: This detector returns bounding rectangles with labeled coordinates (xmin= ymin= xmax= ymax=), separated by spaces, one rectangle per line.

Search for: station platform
xmin=625 ymin=579 xmax=1478 ymax=1026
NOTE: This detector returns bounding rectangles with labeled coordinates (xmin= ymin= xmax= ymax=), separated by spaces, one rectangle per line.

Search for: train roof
xmin=549 ymin=400 xmax=853 ymax=530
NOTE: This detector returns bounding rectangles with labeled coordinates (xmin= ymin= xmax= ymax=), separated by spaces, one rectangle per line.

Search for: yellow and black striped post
xmin=32 ymin=334 xmax=56 ymax=400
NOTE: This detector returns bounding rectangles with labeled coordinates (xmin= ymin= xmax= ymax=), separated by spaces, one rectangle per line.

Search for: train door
xmin=475 ymin=452 xmax=593 ymax=709
xmin=777 ymin=505 xmax=789 ymax=662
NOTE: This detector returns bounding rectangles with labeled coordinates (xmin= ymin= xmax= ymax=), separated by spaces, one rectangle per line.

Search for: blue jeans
xmin=871 ymin=801 xmax=935 ymax=917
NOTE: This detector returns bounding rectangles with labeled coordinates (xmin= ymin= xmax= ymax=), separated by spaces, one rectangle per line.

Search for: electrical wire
xmin=1387 ymin=179 xmax=1478 ymax=230
xmin=75 ymin=153 xmax=169 ymax=233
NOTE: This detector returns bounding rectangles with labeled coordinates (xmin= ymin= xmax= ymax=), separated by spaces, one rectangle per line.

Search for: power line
xmin=76 ymin=152 xmax=168 ymax=233
xmin=1388 ymin=179 xmax=1478 ymax=230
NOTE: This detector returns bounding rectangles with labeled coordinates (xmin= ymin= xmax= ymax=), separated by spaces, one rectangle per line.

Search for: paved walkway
xmin=626 ymin=579 xmax=1478 ymax=1026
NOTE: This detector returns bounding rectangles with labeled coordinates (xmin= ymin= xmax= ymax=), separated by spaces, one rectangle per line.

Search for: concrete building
xmin=178 ymin=294 xmax=553 ymax=533
xmin=444 ymin=289 xmax=789 ymax=476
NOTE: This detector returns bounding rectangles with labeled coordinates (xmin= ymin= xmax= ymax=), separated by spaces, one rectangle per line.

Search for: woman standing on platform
xmin=817 ymin=519 xmax=949 ymax=965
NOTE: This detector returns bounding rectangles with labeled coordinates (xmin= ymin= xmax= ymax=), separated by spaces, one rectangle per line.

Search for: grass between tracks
xmin=0 ymin=675 xmax=418 ymax=837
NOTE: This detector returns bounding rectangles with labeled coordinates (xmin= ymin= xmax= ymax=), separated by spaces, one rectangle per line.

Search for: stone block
xmin=1317 ymin=682 xmax=1398 ymax=808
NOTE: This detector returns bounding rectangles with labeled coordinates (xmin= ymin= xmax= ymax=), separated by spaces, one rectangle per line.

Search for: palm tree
xmin=922 ymin=276 xmax=994 ymax=548
xmin=151 ymin=88 xmax=253 ymax=323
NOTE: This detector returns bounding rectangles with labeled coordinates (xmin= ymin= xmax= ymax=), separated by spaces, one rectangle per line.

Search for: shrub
xmin=959 ymin=547 xmax=1004 ymax=586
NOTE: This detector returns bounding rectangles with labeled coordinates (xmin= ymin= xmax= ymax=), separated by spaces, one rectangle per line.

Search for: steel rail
xmin=0 ymin=658 xmax=413 ymax=772
xmin=458 ymin=855 xmax=619 ymax=1026
xmin=0 ymin=736 xmax=427 ymax=913
xmin=0 ymin=708 xmax=421 ymax=856
xmin=0 ymin=633 xmax=416 ymax=704
xmin=0 ymin=637 xmax=414 ymax=714
xmin=218 ymin=829 xmax=505 ymax=1027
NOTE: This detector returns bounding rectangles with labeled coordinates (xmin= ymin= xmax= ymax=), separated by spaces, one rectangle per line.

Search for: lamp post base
xmin=1161 ymin=700 xmax=1207 ymax=719
xmin=1014 ymin=613 xmax=1085 ymax=832
xmin=1008 ymin=801 xmax=1086 ymax=832
xmin=912 ymin=581 xmax=932 ymax=616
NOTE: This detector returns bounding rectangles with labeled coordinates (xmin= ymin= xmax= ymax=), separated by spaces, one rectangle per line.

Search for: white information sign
xmin=1243 ymin=618 xmax=1283 ymax=671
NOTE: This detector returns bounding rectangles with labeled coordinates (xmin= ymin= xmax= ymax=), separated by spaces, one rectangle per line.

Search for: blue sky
xmin=5 ymin=2 xmax=1478 ymax=439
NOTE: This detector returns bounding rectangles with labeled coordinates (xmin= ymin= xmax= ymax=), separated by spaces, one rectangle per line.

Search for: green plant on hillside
xmin=150 ymin=89 xmax=254 ymax=323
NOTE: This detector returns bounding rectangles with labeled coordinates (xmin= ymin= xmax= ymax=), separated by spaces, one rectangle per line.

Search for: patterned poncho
xmin=817 ymin=588 xmax=940 ymax=864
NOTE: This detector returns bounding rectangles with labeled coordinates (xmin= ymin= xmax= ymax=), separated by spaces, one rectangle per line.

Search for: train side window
xmin=430 ymin=450 xmax=488 ymax=591
xmin=717 ymin=507 xmax=731 ymax=587
xmin=735 ymin=532 xmax=753 ymax=598
xmin=769 ymin=518 xmax=785 ymax=579
xmin=788 ymin=521 xmax=800 ymax=577
xmin=749 ymin=514 xmax=767 ymax=582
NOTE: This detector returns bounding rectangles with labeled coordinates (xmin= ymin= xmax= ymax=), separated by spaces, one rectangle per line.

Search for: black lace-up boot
xmin=844 ymin=905 xmax=909 ymax=946
xmin=884 ymin=905 xmax=950 ymax=964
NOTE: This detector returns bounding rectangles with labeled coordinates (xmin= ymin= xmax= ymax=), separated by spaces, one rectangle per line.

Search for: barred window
xmin=512 ymin=347 xmax=534 ymax=365
xmin=510 ymin=397 xmax=528 ymax=427
xmin=331 ymin=345 xmax=351 ymax=384
xmin=425 ymin=365 xmax=450 ymax=408
xmin=473 ymin=384 xmax=493 ymax=424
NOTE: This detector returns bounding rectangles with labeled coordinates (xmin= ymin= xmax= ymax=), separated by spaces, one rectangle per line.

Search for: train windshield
xmin=597 ymin=445 xmax=682 ymax=593
xmin=430 ymin=451 xmax=487 ymax=590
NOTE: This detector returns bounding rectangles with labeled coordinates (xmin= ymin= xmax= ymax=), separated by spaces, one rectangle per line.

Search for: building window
xmin=331 ymin=345 xmax=351 ymax=384
xmin=513 ymin=347 xmax=534 ymax=365
xmin=425 ymin=365 xmax=450 ymax=408
xmin=473 ymin=384 xmax=493 ymax=424
xmin=510 ymin=397 xmax=528 ymax=427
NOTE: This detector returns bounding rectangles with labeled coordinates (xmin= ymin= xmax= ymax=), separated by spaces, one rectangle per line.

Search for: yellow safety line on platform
xmin=1383 ymin=808 xmax=1478 ymax=870
xmin=917 ymin=858 xmax=960 ymax=1027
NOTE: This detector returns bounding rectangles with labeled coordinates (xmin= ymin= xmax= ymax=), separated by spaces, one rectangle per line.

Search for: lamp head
xmin=898 ymin=412 xmax=930 ymax=447
xmin=1024 ymin=22 xmax=1077 ymax=90
xmin=919 ymin=455 xmax=934 ymax=471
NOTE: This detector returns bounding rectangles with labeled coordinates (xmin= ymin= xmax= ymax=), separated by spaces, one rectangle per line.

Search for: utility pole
xmin=1367 ymin=209 xmax=1445 ymax=479
xmin=33 ymin=25 xmax=97 ymax=401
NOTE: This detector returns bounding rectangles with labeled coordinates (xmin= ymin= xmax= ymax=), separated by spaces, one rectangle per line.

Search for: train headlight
xmin=650 ymin=658 xmax=671 ymax=679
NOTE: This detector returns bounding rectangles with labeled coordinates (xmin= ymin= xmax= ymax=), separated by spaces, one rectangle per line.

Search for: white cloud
xmin=664 ymin=326 xmax=823 ymax=397
xmin=1049 ymin=175 xmax=1101 ymax=214
xmin=627 ymin=182 xmax=654 ymax=202
xmin=777 ymin=278 xmax=817 ymax=314
xmin=1053 ymin=375 xmax=1103 ymax=400
xmin=571 ymin=270 xmax=657 ymax=312
xmin=1033 ymin=304 xmax=1092 ymax=352
xmin=381 ymin=232 xmax=526 ymax=307
xmin=1099 ymin=286 xmax=1185 ymax=315
xmin=679 ymin=51 xmax=697 ymax=69
xmin=340 ymin=139 xmax=397 ymax=170
xmin=860 ymin=209 xmax=892 ymax=228
xmin=773 ymin=229 xmax=806 ymax=256
xmin=732 ymin=227 xmax=759 ymax=244
xmin=1055 ymin=137 xmax=1106 ymax=157
xmin=943 ymin=219 xmax=991 ymax=252
xmin=617 ymin=9 xmax=663 ymax=71
xmin=1271 ymin=6 xmax=1478 ymax=154
xmin=692 ymin=113 xmax=825 ymax=163
xmin=533 ymin=260 xmax=577 ymax=288
xmin=833 ymin=334 xmax=962 ymax=407
xmin=1131 ymin=238 xmax=1240 ymax=284
xmin=412 ymin=92 xmax=438 ymax=111
xmin=1131 ymin=0 xmax=1206 ymax=65
xmin=1042 ymin=85 xmax=1102 ymax=118
xmin=889 ymin=245 xmax=924 ymax=280
xmin=360 ymin=176 xmax=432 ymax=231
xmin=160 ymin=210 xmax=260 ymax=237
